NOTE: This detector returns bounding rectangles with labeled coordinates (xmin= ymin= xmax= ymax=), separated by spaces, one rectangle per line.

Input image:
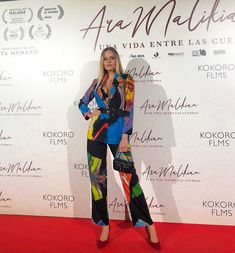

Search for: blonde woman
xmin=79 ymin=47 xmax=160 ymax=249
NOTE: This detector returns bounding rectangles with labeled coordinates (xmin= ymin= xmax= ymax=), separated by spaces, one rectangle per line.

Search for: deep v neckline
xmin=104 ymin=78 xmax=114 ymax=95
xmin=94 ymin=73 xmax=123 ymax=109
xmin=102 ymin=74 xmax=116 ymax=97
xmin=97 ymin=73 xmax=121 ymax=103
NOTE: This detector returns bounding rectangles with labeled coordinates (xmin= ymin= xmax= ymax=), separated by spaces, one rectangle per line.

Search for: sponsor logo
xmin=42 ymin=131 xmax=75 ymax=145
xmin=43 ymin=70 xmax=74 ymax=84
xmin=74 ymin=163 xmax=89 ymax=178
xmin=168 ymin=52 xmax=184 ymax=57
xmin=152 ymin=51 xmax=160 ymax=59
xmin=200 ymin=131 xmax=235 ymax=147
xmin=192 ymin=49 xmax=206 ymax=56
xmin=202 ymin=200 xmax=234 ymax=217
xmin=129 ymin=54 xmax=145 ymax=58
xmin=213 ymin=50 xmax=226 ymax=55
xmin=0 ymin=160 xmax=42 ymax=178
xmin=197 ymin=63 xmax=234 ymax=79
xmin=42 ymin=194 xmax=75 ymax=209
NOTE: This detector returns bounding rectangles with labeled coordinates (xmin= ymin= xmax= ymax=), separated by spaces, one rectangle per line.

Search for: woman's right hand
xmin=89 ymin=108 xmax=101 ymax=118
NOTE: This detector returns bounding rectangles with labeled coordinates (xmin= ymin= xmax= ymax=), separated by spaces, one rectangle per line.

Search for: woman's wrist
xmin=121 ymin=134 xmax=128 ymax=140
xmin=86 ymin=112 xmax=92 ymax=118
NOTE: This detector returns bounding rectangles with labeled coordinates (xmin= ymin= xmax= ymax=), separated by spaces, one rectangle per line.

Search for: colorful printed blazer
xmin=79 ymin=73 xmax=134 ymax=144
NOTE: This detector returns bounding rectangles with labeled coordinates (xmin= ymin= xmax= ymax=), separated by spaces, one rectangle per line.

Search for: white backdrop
xmin=0 ymin=0 xmax=235 ymax=226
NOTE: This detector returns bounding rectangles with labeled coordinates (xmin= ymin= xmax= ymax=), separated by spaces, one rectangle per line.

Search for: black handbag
xmin=113 ymin=151 xmax=135 ymax=174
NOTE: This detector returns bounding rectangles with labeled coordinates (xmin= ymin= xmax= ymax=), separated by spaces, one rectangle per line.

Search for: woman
xmin=79 ymin=47 xmax=160 ymax=248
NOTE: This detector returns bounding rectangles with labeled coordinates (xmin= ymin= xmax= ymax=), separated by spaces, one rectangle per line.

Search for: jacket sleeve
xmin=122 ymin=74 xmax=134 ymax=135
xmin=78 ymin=78 xmax=97 ymax=120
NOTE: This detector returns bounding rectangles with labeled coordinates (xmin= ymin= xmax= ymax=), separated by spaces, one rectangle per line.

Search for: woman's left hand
xmin=119 ymin=134 xmax=128 ymax=152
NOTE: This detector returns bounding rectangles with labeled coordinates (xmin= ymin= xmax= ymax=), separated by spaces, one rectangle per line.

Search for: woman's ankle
xmin=99 ymin=225 xmax=110 ymax=241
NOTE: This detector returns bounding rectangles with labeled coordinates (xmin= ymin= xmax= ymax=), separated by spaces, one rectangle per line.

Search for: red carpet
xmin=0 ymin=214 xmax=234 ymax=253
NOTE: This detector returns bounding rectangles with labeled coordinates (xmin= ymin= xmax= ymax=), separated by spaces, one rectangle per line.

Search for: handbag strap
xmin=115 ymin=149 xmax=132 ymax=162
xmin=122 ymin=73 xmax=129 ymax=110
xmin=115 ymin=74 xmax=131 ymax=161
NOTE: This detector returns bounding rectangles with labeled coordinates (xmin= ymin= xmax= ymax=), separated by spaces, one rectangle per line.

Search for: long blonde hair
xmin=97 ymin=47 xmax=124 ymax=84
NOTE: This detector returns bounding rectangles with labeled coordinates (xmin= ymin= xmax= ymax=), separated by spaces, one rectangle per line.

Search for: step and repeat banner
xmin=0 ymin=0 xmax=235 ymax=226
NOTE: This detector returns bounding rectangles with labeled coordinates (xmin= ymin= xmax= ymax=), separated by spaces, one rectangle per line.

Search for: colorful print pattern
xmin=87 ymin=139 xmax=153 ymax=227
xmin=79 ymin=73 xmax=135 ymax=144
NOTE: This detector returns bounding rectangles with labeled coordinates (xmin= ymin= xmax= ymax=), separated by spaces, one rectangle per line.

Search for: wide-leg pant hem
xmin=87 ymin=139 xmax=154 ymax=228
xmin=91 ymin=218 xmax=109 ymax=226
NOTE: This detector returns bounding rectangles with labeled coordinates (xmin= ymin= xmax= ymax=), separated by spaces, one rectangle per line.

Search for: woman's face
xmin=103 ymin=50 xmax=116 ymax=72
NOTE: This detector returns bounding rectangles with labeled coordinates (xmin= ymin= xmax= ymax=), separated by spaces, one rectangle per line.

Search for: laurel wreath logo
xmin=28 ymin=24 xmax=52 ymax=40
xmin=37 ymin=5 xmax=64 ymax=20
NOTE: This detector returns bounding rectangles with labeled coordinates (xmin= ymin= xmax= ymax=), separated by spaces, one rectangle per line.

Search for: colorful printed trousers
xmin=87 ymin=139 xmax=153 ymax=227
